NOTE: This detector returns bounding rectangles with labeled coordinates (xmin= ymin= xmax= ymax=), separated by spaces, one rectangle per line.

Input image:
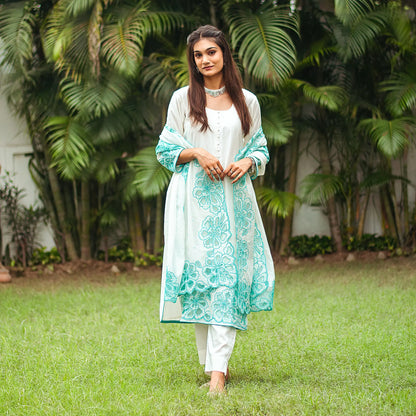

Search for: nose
xmin=202 ymin=54 xmax=210 ymax=64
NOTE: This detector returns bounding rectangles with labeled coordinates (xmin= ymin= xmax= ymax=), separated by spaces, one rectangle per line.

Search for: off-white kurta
xmin=156 ymin=86 xmax=275 ymax=330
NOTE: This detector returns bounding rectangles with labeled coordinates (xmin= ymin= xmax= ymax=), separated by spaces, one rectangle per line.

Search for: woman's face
xmin=193 ymin=38 xmax=224 ymax=79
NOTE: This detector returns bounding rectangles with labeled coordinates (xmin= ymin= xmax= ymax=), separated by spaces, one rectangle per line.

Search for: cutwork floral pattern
xmin=193 ymin=170 xmax=223 ymax=211
xmin=199 ymin=213 xmax=231 ymax=249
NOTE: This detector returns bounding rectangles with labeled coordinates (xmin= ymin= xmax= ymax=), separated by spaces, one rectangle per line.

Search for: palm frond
xmin=89 ymin=107 xmax=136 ymax=146
xmin=101 ymin=3 xmax=186 ymax=77
xmin=258 ymin=93 xmax=293 ymax=145
xmin=381 ymin=66 xmax=416 ymax=117
xmin=334 ymin=0 xmax=374 ymax=26
xmin=334 ymin=8 xmax=390 ymax=61
xmin=0 ymin=3 xmax=35 ymax=75
xmin=64 ymin=0 xmax=97 ymax=17
xmin=45 ymin=116 xmax=93 ymax=179
xmin=142 ymin=52 xmax=188 ymax=103
xmin=292 ymin=80 xmax=348 ymax=111
xmin=385 ymin=1 xmax=415 ymax=55
xmin=299 ymin=173 xmax=344 ymax=206
xmin=42 ymin=8 xmax=90 ymax=77
xmin=59 ymin=71 xmax=132 ymax=118
xmin=256 ymin=187 xmax=299 ymax=218
xmin=127 ymin=146 xmax=172 ymax=199
xmin=226 ymin=2 xmax=298 ymax=89
xmin=360 ymin=170 xmax=410 ymax=190
xmin=88 ymin=150 xmax=119 ymax=184
xmin=359 ymin=117 xmax=415 ymax=158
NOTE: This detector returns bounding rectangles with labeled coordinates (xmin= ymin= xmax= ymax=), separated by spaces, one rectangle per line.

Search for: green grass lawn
xmin=1 ymin=258 xmax=416 ymax=415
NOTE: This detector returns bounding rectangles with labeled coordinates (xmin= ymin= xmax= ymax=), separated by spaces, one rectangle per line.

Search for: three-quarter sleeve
xmin=238 ymin=92 xmax=270 ymax=179
xmin=156 ymin=89 xmax=188 ymax=173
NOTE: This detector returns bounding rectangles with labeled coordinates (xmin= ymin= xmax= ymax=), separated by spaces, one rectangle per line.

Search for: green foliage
xmin=45 ymin=116 xmax=94 ymax=179
xmin=334 ymin=0 xmax=374 ymax=26
xmin=288 ymin=233 xmax=398 ymax=257
xmin=226 ymin=1 xmax=298 ymax=89
xmin=359 ymin=117 xmax=416 ymax=159
xmin=126 ymin=146 xmax=172 ymax=199
xmin=97 ymin=245 xmax=163 ymax=267
xmin=288 ymin=235 xmax=335 ymax=257
xmin=256 ymin=187 xmax=299 ymax=218
xmin=299 ymin=174 xmax=344 ymax=206
xmin=344 ymin=233 xmax=398 ymax=252
xmin=0 ymin=172 xmax=47 ymax=266
xmin=30 ymin=247 xmax=62 ymax=265
xmin=0 ymin=2 xmax=36 ymax=74
xmin=291 ymin=80 xmax=348 ymax=111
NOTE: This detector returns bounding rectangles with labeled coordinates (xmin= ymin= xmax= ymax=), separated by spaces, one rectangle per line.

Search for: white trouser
xmin=195 ymin=324 xmax=237 ymax=375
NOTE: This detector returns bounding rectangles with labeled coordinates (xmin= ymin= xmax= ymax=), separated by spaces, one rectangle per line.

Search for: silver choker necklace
xmin=204 ymin=85 xmax=226 ymax=98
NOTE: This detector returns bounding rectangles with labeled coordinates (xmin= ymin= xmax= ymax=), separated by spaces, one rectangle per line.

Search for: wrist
xmin=247 ymin=156 xmax=256 ymax=174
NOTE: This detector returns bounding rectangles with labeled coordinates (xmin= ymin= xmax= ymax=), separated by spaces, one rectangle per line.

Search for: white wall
xmin=0 ymin=93 xmax=54 ymax=251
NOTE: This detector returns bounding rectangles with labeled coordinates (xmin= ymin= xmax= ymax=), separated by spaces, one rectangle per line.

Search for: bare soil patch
xmin=2 ymin=251 xmax=416 ymax=289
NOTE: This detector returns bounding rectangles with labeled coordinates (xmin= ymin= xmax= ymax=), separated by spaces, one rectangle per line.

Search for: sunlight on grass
xmin=1 ymin=260 xmax=415 ymax=415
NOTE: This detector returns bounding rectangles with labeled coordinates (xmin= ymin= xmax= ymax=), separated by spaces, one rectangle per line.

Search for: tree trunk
xmin=401 ymin=148 xmax=409 ymax=236
xmin=318 ymin=137 xmax=343 ymax=252
xmin=80 ymin=181 xmax=91 ymax=260
xmin=356 ymin=191 xmax=370 ymax=238
xmin=47 ymin=167 xmax=79 ymax=260
xmin=279 ymin=134 xmax=300 ymax=255
xmin=389 ymin=182 xmax=402 ymax=246
xmin=380 ymin=186 xmax=396 ymax=238
xmin=209 ymin=0 xmax=218 ymax=27
xmin=129 ymin=200 xmax=145 ymax=253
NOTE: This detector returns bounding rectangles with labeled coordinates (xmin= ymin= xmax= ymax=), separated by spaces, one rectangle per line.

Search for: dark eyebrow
xmin=193 ymin=46 xmax=218 ymax=54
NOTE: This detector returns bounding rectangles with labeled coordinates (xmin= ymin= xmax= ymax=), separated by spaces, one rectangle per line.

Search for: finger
xmin=229 ymin=168 xmax=239 ymax=178
xmin=231 ymin=172 xmax=244 ymax=184
xmin=209 ymin=168 xmax=220 ymax=181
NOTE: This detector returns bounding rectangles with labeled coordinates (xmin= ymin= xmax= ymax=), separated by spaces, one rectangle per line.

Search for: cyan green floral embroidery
xmin=164 ymin=270 xmax=180 ymax=302
xmin=250 ymin=224 xmax=273 ymax=311
xmin=182 ymin=291 xmax=211 ymax=321
xmin=193 ymin=170 xmax=223 ymax=212
xmin=204 ymin=247 xmax=236 ymax=288
xmin=155 ymin=139 xmax=184 ymax=173
xmin=158 ymin=121 xmax=274 ymax=330
xmin=199 ymin=213 xmax=231 ymax=249
xmin=212 ymin=289 xmax=237 ymax=322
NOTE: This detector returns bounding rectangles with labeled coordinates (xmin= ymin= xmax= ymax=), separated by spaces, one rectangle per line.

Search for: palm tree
xmin=295 ymin=0 xmax=416 ymax=250
xmin=0 ymin=0 xmax=187 ymax=260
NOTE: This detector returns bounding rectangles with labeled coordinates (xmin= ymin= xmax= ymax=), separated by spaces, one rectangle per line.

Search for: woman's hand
xmin=195 ymin=148 xmax=224 ymax=181
xmin=222 ymin=158 xmax=253 ymax=184
xmin=177 ymin=148 xmax=224 ymax=181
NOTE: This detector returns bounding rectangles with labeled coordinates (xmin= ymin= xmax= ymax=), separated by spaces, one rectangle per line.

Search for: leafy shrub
xmin=343 ymin=234 xmax=397 ymax=252
xmin=31 ymin=247 xmax=62 ymax=265
xmin=288 ymin=233 xmax=398 ymax=258
xmin=97 ymin=247 xmax=163 ymax=267
xmin=0 ymin=172 xmax=47 ymax=266
xmin=288 ymin=235 xmax=335 ymax=258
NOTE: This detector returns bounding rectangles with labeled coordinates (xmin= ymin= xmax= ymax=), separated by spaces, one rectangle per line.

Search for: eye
xmin=194 ymin=52 xmax=202 ymax=59
xmin=208 ymin=50 xmax=216 ymax=56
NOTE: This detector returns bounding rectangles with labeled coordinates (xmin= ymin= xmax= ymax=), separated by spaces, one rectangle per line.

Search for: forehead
xmin=193 ymin=38 xmax=219 ymax=52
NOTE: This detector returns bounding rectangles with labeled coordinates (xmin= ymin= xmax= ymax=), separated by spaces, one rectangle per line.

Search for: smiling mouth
xmin=203 ymin=66 xmax=214 ymax=70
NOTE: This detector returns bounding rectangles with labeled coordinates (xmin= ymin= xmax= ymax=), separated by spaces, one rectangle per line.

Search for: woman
xmin=155 ymin=25 xmax=275 ymax=395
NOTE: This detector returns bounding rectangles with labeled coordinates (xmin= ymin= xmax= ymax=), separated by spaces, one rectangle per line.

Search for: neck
xmin=203 ymin=74 xmax=224 ymax=90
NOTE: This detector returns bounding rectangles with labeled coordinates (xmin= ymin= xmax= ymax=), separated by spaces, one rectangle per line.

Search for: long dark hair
xmin=186 ymin=25 xmax=251 ymax=136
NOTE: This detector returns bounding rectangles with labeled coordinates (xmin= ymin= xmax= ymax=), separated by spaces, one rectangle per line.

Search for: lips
xmin=203 ymin=66 xmax=214 ymax=70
